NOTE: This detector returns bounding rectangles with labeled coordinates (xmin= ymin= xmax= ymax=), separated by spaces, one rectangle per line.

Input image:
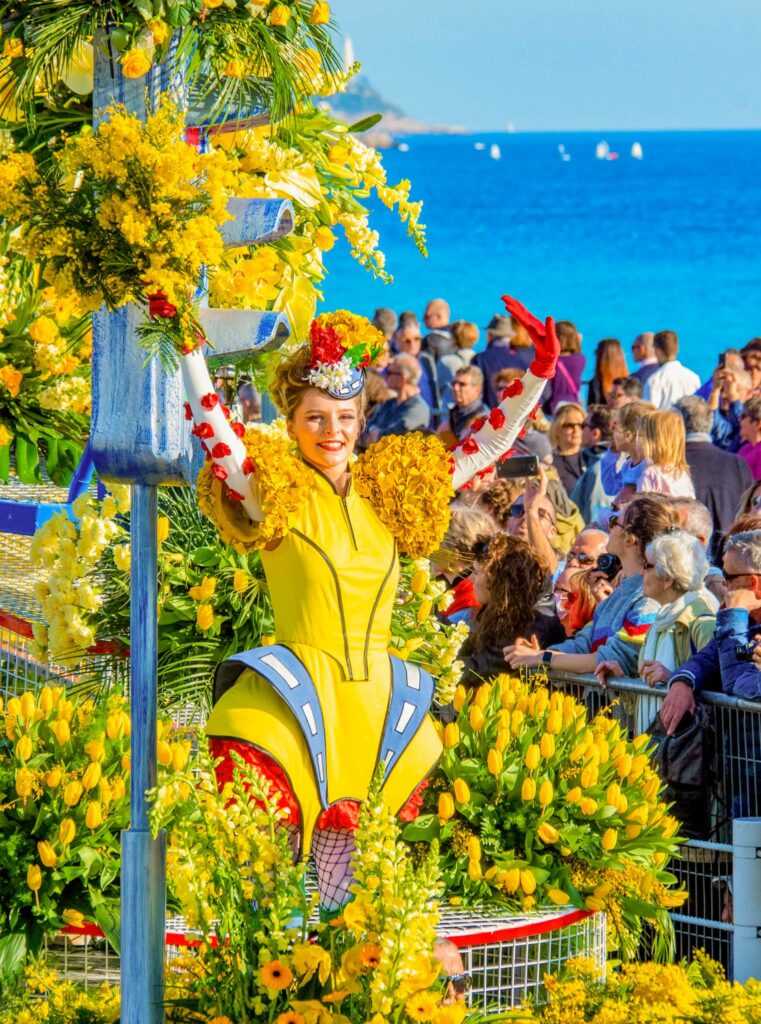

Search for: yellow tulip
xmin=539 ymin=780 xmax=554 ymax=806
xmin=62 ymin=908 xmax=84 ymax=927
xmin=82 ymin=762 xmax=101 ymax=791
xmin=626 ymin=824 xmax=642 ymax=840
xmin=580 ymin=765 xmax=598 ymax=789
xmin=157 ymin=516 xmax=169 ymax=543
xmin=111 ymin=777 xmax=126 ymax=802
xmin=157 ymin=740 xmax=172 ymax=766
xmin=627 ymin=805 xmax=649 ymax=825
xmin=606 ymin=783 xmax=621 ymax=807
xmin=467 ymin=859 xmax=482 ymax=882
xmin=642 ymin=775 xmax=660 ymax=800
xmin=654 ymin=851 xmax=667 ymax=867
xmin=469 ymin=706 xmax=485 ymax=732
xmin=662 ymin=816 xmax=680 ymax=838
xmin=121 ymin=753 xmax=131 ymax=773
xmin=601 ymin=828 xmax=617 ymax=851
xmin=84 ymin=738 xmax=106 ymax=762
xmin=63 ymin=781 xmax=83 ymax=807
xmin=546 ymin=710 xmax=562 ymax=735
xmin=633 ymin=732 xmax=650 ymax=751
xmin=453 ymin=778 xmax=470 ymax=804
xmin=474 ymin=683 xmax=491 ymax=710
xmin=616 ymin=794 xmax=628 ymax=814
xmin=511 ymin=709 xmax=524 ymax=732
xmin=566 ymin=786 xmax=581 ymax=804
xmin=521 ymin=777 xmax=536 ymax=801
xmin=487 ymin=748 xmax=503 ymax=776
xmin=585 ymin=895 xmax=605 ymax=911
xmin=615 ymin=754 xmax=632 ymax=779
xmin=540 ymin=733 xmax=555 ymax=759
xmin=444 ymin=723 xmax=460 ymax=749
xmin=452 ymin=685 xmax=467 ymax=712
xmin=197 ymin=604 xmax=214 ymax=631
xmin=503 ymin=868 xmax=520 ymax=893
xmin=20 ymin=691 xmax=36 ymax=721
xmin=495 ymin=728 xmax=509 ymax=753
xmin=15 ymin=768 xmax=33 ymax=798
xmin=38 ymin=841 xmax=57 ymax=868
xmin=410 ymin=569 xmax=429 ymax=594
xmin=170 ymin=743 xmax=189 ymax=772
xmin=596 ymin=738 xmax=610 ymax=764
xmin=537 ymin=822 xmax=559 ymax=844
xmin=16 ymin=735 xmax=32 ymax=761
xmin=107 ymin=713 xmax=124 ymax=740
xmin=46 ymin=765 xmax=63 ymax=789
xmin=309 ymin=0 xmax=330 ymax=24
xmin=547 ymin=887 xmax=570 ymax=905
xmin=270 ymin=4 xmax=291 ymax=25
xmin=50 ymin=719 xmax=70 ymax=745
xmin=520 ymin=870 xmax=536 ymax=895
xmin=467 ymin=836 xmax=481 ymax=861
xmin=85 ymin=802 xmax=102 ymax=829
xmin=416 ymin=597 xmax=433 ymax=624
xmin=121 ymin=48 xmax=152 ymax=79
xmin=438 ymin=792 xmax=454 ymax=821
xmin=100 ymin=777 xmax=113 ymax=805
xmin=579 ymin=797 xmax=597 ymax=815
xmin=524 ymin=744 xmax=540 ymax=771
xmin=232 ymin=569 xmax=249 ymax=594
xmin=38 ymin=687 xmax=54 ymax=714
xmin=27 ymin=864 xmax=42 ymax=892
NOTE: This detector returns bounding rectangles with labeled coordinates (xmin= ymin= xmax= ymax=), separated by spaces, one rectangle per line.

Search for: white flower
xmin=305 ymin=355 xmax=355 ymax=392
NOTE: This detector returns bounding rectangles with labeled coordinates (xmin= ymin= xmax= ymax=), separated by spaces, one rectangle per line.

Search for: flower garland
xmin=354 ymin=433 xmax=455 ymax=559
xmin=406 ymin=674 xmax=688 ymax=962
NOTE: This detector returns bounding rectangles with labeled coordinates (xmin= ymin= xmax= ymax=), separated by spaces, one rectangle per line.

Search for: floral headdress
xmin=304 ymin=310 xmax=385 ymax=399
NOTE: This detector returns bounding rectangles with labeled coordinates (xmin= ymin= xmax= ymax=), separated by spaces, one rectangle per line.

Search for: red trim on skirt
xmin=208 ymin=738 xmax=427 ymax=831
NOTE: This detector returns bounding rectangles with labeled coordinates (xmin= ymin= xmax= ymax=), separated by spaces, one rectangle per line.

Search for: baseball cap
xmin=484 ymin=315 xmax=514 ymax=338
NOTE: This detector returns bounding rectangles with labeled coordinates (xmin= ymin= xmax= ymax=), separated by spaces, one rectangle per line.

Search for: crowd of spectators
xmin=365 ymin=302 xmax=761 ymax=836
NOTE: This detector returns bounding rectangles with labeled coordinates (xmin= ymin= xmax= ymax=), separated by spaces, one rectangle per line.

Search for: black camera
xmin=594 ymin=553 xmax=622 ymax=581
xmin=735 ymin=639 xmax=760 ymax=662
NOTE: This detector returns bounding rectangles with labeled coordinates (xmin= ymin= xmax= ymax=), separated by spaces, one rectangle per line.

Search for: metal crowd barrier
xmin=547 ymin=669 xmax=761 ymax=978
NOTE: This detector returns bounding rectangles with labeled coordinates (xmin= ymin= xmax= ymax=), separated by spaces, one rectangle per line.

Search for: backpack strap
xmin=213 ymin=645 xmax=329 ymax=810
xmin=378 ymin=656 xmax=436 ymax=785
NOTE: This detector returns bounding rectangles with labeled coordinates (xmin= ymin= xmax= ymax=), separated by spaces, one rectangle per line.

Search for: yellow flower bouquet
xmin=403 ymin=674 xmax=688 ymax=961
xmin=0 ymin=686 xmax=190 ymax=981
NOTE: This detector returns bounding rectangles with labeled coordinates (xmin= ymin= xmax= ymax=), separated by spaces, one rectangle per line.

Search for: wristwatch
xmin=541 ymin=650 xmax=554 ymax=666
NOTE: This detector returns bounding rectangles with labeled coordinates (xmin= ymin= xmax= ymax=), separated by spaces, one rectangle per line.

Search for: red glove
xmin=501 ymin=295 xmax=559 ymax=380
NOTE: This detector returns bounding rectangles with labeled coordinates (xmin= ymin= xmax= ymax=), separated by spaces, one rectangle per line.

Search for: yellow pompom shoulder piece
xmin=197 ymin=425 xmax=310 ymax=553
xmin=354 ymin=432 xmax=454 ymax=558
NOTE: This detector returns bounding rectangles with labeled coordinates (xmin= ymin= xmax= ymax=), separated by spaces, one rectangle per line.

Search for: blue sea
xmin=321 ymin=131 xmax=761 ymax=383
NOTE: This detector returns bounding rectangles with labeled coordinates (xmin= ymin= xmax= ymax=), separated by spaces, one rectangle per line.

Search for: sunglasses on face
xmin=563 ymin=421 xmax=584 ymax=429
xmin=567 ymin=552 xmax=596 ymax=566
xmin=752 ymin=494 xmax=761 ymax=508
xmin=445 ymin=974 xmax=471 ymax=995
xmin=509 ymin=504 xmax=555 ymax=525
xmin=722 ymin=569 xmax=753 ymax=581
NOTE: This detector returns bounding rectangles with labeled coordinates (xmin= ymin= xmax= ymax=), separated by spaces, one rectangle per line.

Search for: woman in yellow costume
xmin=179 ymin=294 xmax=559 ymax=913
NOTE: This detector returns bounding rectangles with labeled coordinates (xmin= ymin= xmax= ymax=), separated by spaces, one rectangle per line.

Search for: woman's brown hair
xmin=555 ymin=320 xmax=581 ymax=355
xmin=461 ymin=534 xmax=547 ymax=653
xmin=593 ymin=338 xmax=628 ymax=401
xmin=621 ymin=495 xmax=680 ymax=559
xmin=269 ymin=346 xmax=367 ymax=423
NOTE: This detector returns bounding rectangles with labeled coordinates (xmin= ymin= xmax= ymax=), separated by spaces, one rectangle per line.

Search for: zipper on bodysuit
xmin=340 ymin=497 xmax=358 ymax=550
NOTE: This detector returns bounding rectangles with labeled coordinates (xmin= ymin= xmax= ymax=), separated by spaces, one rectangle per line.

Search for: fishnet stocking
xmin=311 ymin=828 xmax=356 ymax=911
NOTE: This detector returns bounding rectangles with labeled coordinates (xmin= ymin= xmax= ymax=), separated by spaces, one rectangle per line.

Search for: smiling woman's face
xmin=288 ymin=388 xmax=360 ymax=476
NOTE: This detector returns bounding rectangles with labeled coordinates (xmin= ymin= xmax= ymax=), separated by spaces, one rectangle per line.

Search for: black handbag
xmin=647 ymin=704 xmax=715 ymax=840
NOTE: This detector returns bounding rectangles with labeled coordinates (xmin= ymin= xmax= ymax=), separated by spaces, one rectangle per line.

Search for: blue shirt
xmin=365 ymin=394 xmax=431 ymax=439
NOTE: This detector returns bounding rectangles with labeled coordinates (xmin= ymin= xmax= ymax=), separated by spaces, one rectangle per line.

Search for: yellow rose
xmin=197 ymin=604 xmax=214 ymax=631
xmin=487 ymin=748 xmax=502 ymax=776
xmin=309 ymin=1 xmax=330 ymax=25
xmin=453 ymin=778 xmax=470 ymax=804
xmin=121 ymin=48 xmax=152 ymax=80
xmin=63 ymin=780 xmax=83 ymax=807
xmin=29 ymin=316 xmax=60 ymax=346
xmin=27 ymin=864 xmax=42 ymax=892
xmin=232 ymin=569 xmax=249 ymax=594
xmin=38 ymin=841 xmax=57 ymax=868
xmin=438 ymin=792 xmax=454 ymax=821
xmin=443 ymin=723 xmax=459 ymax=749
xmin=149 ymin=19 xmax=170 ymax=44
xmin=59 ymin=818 xmax=76 ymax=845
xmin=270 ymin=4 xmax=291 ymax=26
xmin=85 ymin=801 xmax=102 ymax=829
xmin=82 ymin=762 xmax=102 ymax=791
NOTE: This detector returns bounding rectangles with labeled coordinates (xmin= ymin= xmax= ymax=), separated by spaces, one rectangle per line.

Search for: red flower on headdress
xmin=309 ymin=319 xmax=345 ymax=367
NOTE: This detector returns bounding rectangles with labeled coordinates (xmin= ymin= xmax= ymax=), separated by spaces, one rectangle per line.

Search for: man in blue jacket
xmin=660 ymin=529 xmax=761 ymax=816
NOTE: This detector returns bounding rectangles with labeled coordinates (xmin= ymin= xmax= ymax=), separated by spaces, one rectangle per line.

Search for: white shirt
xmin=644 ymin=360 xmax=702 ymax=409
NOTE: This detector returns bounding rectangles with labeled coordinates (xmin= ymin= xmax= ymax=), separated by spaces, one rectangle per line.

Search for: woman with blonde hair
xmin=636 ymin=409 xmax=695 ymax=497
xmin=549 ymin=401 xmax=586 ymax=497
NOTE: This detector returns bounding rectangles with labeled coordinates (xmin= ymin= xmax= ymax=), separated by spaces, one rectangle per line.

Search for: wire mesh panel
xmin=439 ymin=905 xmax=607 ymax=1010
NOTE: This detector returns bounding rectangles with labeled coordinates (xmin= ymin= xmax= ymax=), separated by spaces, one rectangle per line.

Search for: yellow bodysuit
xmin=204 ymin=460 xmax=443 ymax=854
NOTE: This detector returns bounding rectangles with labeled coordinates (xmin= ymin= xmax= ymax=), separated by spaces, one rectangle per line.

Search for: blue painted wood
xmin=0 ymin=500 xmax=72 ymax=536
xmin=219 ymin=198 xmax=295 ymax=247
xmin=199 ymin=309 xmax=291 ymax=364
xmin=65 ymin=440 xmax=96 ymax=503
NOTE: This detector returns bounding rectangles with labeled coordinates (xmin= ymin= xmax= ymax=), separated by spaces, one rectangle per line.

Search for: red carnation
xmin=200 ymin=393 xmax=219 ymax=410
xmin=309 ymin=319 xmax=345 ymax=367
xmin=211 ymin=442 xmax=232 ymax=458
xmin=231 ymin=421 xmax=245 ymax=438
xmin=226 ymin=488 xmax=244 ymax=502
xmin=212 ymin=463 xmax=228 ymax=481
xmin=488 ymin=407 xmax=506 ymax=430
xmin=242 ymin=457 xmax=256 ymax=475
xmin=461 ymin=436 xmax=480 ymax=455
xmin=192 ymin=422 xmax=214 ymax=439
xmin=183 ymin=402 xmax=193 ymax=421
xmin=501 ymin=379 xmax=523 ymax=400
xmin=147 ymin=292 xmax=177 ymax=319
xmin=470 ymin=416 xmax=486 ymax=433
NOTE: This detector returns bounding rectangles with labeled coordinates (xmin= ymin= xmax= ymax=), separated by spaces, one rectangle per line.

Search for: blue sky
xmin=330 ymin=0 xmax=761 ymax=131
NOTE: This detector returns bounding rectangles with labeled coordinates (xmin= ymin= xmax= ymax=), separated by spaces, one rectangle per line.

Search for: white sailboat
xmin=631 ymin=141 xmax=643 ymax=159
xmin=474 ymin=142 xmax=486 ymax=150
xmin=595 ymin=140 xmax=609 ymax=160
xmin=489 ymin=143 xmax=501 ymax=160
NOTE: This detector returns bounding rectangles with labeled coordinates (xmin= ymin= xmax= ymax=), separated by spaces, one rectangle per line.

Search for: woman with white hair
xmin=596 ymin=529 xmax=718 ymax=689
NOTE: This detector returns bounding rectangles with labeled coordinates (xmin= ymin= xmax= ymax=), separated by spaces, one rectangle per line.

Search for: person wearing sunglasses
xmin=564 ymin=527 xmax=609 ymax=573
xmin=507 ymin=465 xmax=560 ymax=574
xmin=549 ymin=401 xmax=586 ymax=497
xmin=505 ymin=496 xmax=677 ymax=678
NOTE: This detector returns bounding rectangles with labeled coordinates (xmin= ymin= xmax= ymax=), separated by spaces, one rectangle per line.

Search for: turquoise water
xmin=321 ymin=131 xmax=761 ymax=383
